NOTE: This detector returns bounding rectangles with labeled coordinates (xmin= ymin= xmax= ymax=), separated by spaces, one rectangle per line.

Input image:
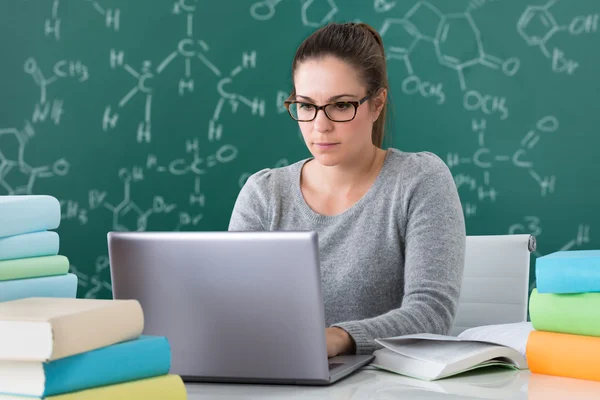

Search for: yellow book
xmin=0 ymin=374 xmax=187 ymax=400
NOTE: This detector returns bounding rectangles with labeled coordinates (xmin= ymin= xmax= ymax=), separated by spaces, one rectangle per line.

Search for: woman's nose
xmin=313 ymin=108 xmax=333 ymax=133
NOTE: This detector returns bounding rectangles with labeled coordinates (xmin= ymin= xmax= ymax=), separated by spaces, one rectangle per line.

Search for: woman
xmin=228 ymin=22 xmax=466 ymax=357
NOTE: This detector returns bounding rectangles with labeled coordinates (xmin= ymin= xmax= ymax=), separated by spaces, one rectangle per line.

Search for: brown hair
xmin=291 ymin=22 xmax=390 ymax=148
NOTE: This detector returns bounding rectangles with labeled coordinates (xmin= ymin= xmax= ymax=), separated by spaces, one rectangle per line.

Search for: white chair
xmin=450 ymin=234 xmax=536 ymax=336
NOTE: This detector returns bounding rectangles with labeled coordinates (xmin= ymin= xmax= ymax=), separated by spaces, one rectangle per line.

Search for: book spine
xmin=536 ymin=258 xmax=600 ymax=293
xmin=527 ymin=330 xmax=600 ymax=382
xmin=43 ymin=336 xmax=171 ymax=396
xmin=0 ymin=255 xmax=70 ymax=281
xmin=0 ymin=273 xmax=77 ymax=302
xmin=0 ymin=196 xmax=61 ymax=238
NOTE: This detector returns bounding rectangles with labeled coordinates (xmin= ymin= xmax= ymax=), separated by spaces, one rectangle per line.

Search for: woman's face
xmin=293 ymin=55 xmax=384 ymax=167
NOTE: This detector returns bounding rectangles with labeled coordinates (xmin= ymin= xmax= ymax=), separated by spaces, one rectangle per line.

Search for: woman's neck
xmin=312 ymin=145 xmax=386 ymax=195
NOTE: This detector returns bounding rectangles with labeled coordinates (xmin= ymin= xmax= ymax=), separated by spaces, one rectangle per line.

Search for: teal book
xmin=536 ymin=249 xmax=600 ymax=293
xmin=0 ymin=273 xmax=77 ymax=302
xmin=0 ymin=231 xmax=59 ymax=261
xmin=0 ymin=336 xmax=171 ymax=397
xmin=0 ymin=196 xmax=60 ymax=238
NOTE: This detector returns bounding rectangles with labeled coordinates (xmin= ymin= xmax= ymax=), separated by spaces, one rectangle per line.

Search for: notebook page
xmin=457 ymin=322 xmax=533 ymax=357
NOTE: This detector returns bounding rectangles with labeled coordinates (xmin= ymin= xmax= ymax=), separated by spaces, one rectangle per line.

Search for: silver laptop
xmin=107 ymin=231 xmax=373 ymax=385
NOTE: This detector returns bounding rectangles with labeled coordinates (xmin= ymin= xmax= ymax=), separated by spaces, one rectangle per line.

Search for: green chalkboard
xmin=1 ymin=0 xmax=598 ymax=299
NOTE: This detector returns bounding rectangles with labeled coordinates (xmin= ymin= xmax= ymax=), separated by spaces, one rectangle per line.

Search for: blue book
xmin=0 ymin=195 xmax=60 ymax=238
xmin=536 ymin=249 xmax=600 ymax=293
xmin=0 ymin=273 xmax=77 ymax=302
xmin=0 ymin=336 xmax=171 ymax=397
xmin=0 ymin=231 xmax=59 ymax=261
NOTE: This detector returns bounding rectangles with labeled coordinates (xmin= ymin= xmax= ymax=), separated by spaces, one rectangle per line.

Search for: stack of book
xmin=0 ymin=195 xmax=77 ymax=302
xmin=527 ymin=249 xmax=600 ymax=382
xmin=0 ymin=297 xmax=187 ymax=399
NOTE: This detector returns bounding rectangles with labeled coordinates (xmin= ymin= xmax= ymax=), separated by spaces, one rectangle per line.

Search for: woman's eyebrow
xmin=295 ymin=94 xmax=358 ymax=102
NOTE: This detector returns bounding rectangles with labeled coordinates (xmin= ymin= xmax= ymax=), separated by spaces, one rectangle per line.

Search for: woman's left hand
xmin=325 ymin=327 xmax=354 ymax=357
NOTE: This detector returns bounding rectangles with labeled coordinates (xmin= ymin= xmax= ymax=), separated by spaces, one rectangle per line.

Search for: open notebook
xmin=371 ymin=322 xmax=533 ymax=381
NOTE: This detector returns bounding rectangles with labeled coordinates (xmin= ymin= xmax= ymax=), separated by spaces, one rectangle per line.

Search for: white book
xmin=0 ymin=297 xmax=144 ymax=361
xmin=371 ymin=322 xmax=533 ymax=381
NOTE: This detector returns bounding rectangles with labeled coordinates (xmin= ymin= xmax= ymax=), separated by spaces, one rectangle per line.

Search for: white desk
xmin=185 ymin=367 xmax=600 ymax=399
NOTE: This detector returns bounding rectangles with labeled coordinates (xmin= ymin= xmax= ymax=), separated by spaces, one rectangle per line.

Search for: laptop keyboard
xmin=328 ymin=362 xmax=343 ymax=370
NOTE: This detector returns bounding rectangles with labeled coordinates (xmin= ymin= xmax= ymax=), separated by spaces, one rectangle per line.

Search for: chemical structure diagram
xmin=509 ymin=217 xmax=591 ymax=253
xmin=102 ymin=0 xmax=267 ymax=144
xmin=0 ymin=123 xmax=69 ymax=195
xmin=517 ymin=0 xmax=598 ymax=75
xmin=450 ymin=115 xmax=558 ymax=218
xmin=465 ymin=0 xmax=502 ymax=13
xmin=379 ymin=0 xmax=521 ymax=94
xmin=59 ymin=139 xmax=239 ymax=233
xmin=70 ymin=256 xmax=112 ymax=299
xmin=63 ymin=139 xmax=245 ymax=299
xmin=25 ymin=57 xmax=89 ymax=108
xmin=44 ymin=0 xmax=120 ymax=41
xmin=250 ymin=0 xmax=338 ymax=27
xmin=374 ymin=0 xmax=397 ymax=14
xmin=0 ymin=57 xmax=81 ymax=195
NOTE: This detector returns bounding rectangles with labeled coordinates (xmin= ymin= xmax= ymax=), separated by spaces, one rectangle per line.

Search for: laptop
xmin=107 ymin=231 xmax=374 ymax=385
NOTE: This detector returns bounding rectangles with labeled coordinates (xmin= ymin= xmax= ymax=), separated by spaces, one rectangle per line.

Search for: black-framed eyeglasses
xmin=283 ymin=94 xmax=371 ymax=122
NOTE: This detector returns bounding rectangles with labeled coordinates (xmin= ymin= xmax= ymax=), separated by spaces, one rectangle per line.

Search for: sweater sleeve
xmin=332 ymin=154 xmax=466 ymax=355
xmin=228 ymin=169 xmax=272 ymax=231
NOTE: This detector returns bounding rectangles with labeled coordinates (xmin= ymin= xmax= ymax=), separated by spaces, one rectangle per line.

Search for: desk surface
xmin=185 ymin=366 xmax=600 ymax=399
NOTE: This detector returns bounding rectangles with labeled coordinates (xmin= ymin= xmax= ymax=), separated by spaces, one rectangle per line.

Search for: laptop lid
xmin=108 ymin=231 xmax=332 ymax=383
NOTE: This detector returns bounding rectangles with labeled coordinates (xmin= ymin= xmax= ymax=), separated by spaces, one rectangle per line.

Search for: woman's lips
xmin=314 ymin=142 xmax=339 ymax=149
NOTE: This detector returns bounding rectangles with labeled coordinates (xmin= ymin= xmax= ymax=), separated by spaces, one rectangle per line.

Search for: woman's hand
xmin=325 ymin=327 xmax=355 ymax=357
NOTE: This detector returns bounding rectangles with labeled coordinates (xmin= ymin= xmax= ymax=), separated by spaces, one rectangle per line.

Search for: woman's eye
xmin=334 ymin=102 xmax=351 ymax=110
xmin=299 ymin=103 xmax=314 ymax=110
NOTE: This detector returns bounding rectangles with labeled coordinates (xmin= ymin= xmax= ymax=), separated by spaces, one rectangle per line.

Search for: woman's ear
xmin=371 ymin=88 xmax=387 ymax=121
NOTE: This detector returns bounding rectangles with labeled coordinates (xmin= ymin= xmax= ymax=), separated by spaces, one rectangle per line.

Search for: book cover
xmin=0 ymin=336 xmax=171 ymax=397
xmin=0 ymin=231 xmax=59 ymax=261
xmin=0 ymin=273 xmax=77 ymax=303
xmin=0 ymin=374 xmax=186 ymax=400
xmin=529 ymin=288 xmax=600 ymax=337
xmin=536 ymin=249 xmax=600 ymax=293
xmin=0 ymin=255 xmax=69 ymax=281
xmin=0 ymin=297 xmax=144 ymax=361
xmin=0 ymin=196 xmax=60 ymax=238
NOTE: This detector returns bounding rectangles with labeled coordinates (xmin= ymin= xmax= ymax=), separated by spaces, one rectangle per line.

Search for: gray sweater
xmin=228 ymin=148 xmax=466 ymax=355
